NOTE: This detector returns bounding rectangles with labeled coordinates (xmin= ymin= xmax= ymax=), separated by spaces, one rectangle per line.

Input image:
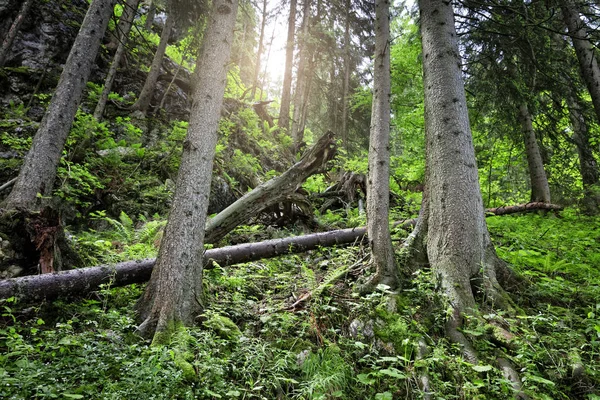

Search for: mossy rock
xmin=203 ymin=314 xmax=242 ymax=341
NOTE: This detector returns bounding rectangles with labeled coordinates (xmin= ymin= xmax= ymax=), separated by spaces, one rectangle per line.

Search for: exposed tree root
xmin=416 ymin=338 xmax=433 ymax=400
xmin=497 ymin=356 xmax=529 ymax=399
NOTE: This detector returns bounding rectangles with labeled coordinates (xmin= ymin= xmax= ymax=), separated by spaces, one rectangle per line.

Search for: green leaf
xmin=357 ymin=373 xmax=375 ymax=385
xmin=471 ymin=365 xmax=493 ymax=372
xmin=378 ymin=368 xmax=407 ymax=379
xmin=375 ymin=392 xmax=393 ymax=400
xmin=63 ymin=395 xmax=84 ymax=399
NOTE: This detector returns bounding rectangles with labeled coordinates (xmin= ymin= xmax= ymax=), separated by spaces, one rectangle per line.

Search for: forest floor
xmin=1 ymin=209 xmax=599 ymax=399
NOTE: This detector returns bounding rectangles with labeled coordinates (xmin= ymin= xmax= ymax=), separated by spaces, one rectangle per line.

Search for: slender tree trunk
xmin=251 ymin=0 xmax=268 ymax=100
xmin=365 ymin=0 xmax=397 ymax=288
xmin=562 ymin=0 xmax=600 ymax=124
xmin=290 ymin=0 xmax=311 ymax=151
xmin=566 ymin=93 xmax=600 ymax=213
xmin=95 ymin=0 xmax=141 ymax=120
xmin=0 ymin=0 xmax=34 ymax=67
xmin=278 ymin=0 xmax=296 ymax=133
xmin=2 ymin=0 xmax=117 ymax=210
xmin=136 ymin=0 xmax=238 ymax=344
xmin=131 ymin=12 xmax=175 ymax=115
xmin=410 ymin=0 xmax=515 ymax=366
xmin=518 ymin=103 xmax=551 ymax=203
xmin=341 ymin=0 xmax=351 ymax=152
xmin=145 ymin=0 xmax=156 ymax=30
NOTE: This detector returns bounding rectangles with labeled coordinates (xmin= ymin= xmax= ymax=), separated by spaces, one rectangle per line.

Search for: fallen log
xmin=0 ymin=202 xmax=562 ymax=303
xmin=486 ymin=202 xmax=563 ymax=215
xmin=204 ymin=131 xmax=336 ymax=243
xmin=0 ymin=226 xmax=370 ymax=303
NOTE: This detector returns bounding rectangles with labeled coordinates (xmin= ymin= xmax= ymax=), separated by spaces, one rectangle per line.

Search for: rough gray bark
xmin=290 ymin=0 xmax=311 ymax=151
xmin=131 ymin=12 xmax=175 ymax=115
xmin=411 ymin=0 xmax=513 ymax=365
xmin=2 ymin=0 xmax=117 ymax=210
xmin=251 ymin=0 xmax=268 ymax=100
xmin=365 ymin=0 xmax=397 ymax=288
xmin=566 ymin=93 xmax=600 ymax=213
xmin=0 ymin=226 xmax=370 ymax=303
xmin=145 ymin=0 xmax=156 ymax=30
xmin=95 ymin=0 xmax=141 ymax=120
xmin=204 ymin=131 xmax=336 ymax=244
xmin=136 ymin=0 xmax=238 ymax=343
xmin=518 ymin=103 xmax=551 ymax=203
xmin=341 ymin=0 xmax=351 ymax=152
xmin=562 ymin=0 xmax=600 ymax=124
xmin=0 ymin=0 xmax=34 ymax=67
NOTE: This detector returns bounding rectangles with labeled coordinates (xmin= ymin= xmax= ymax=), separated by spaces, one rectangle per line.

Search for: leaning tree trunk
xmin=0 ymin=0 xmax=34 ymax=67
xmin=250 ymin=0 xmax=268 ymax=100
xmin=135 ymin=0 xmax=238 ymax=344
xmin=2 ymin=0 xmax=117 ymax=210
xmin=278 ymin=0 xmax=297 ymax=132
xmin=205 ymin=131 xmax=336 ymax=244
xmin=94 ymin=0 xmax=141 ymax=120
xmin=566 ymin=92 xmax=600 ymax=213
xmin=131 ymin=12 xmax=175 ymax=115
xmin=145 ymin=0 xmax=156 ymax=30
xmin=411 ymin=0 xmax=516 ymax=366
xmin=518 ymin=103 xmax=551 ymax=203
xmin=365 ymin=0 xmax=397 ymax=289
xmin=562 ymin=0 xmax=600 ymax=125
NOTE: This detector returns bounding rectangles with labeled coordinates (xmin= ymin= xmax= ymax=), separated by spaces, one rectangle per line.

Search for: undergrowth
xmin=1 ymin=210 xmax=600 ymax=399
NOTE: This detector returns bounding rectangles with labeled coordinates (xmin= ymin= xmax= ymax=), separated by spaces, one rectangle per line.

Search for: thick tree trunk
xmin=135 ymin=0 xmax=238 ymax=343
xmin=562 ymin=0 xmax=600 ymax=124
xmin=204 ymin=131 xmax=336 ymax=243
xmin=365 ymin=0 xmax=397 ymax=288
xmin=131 ymin=12 xmax=175 ymax=115
xmin=145 ymin=0 xmax=156 ymax=30
xmin=290 ymin=0 xmax=311 ymax=151
xmin=2 ymin=0 xmax=117 ymax=210
xmin=94 ymin=0 xmax=141 ymax=120
xmin=566 ymin=93 xmax=600 ymax=213
xmin=341 ymin=0 xmax=351 ymax=152
xmin=414 ymin=0 xmax=514 ymax=366
xmin=251 ymin=0 xmax=268 ymax=100
xmin=0 ymin=0 xmax=34 ymax=67
xmin=277 ymin=0 xmax=296 ymax=132
xmin=518 ymin=103 xmax=551 ymax=203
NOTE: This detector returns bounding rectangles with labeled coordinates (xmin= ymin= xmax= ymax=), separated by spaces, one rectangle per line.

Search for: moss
xmin=203 ymin=313 xmax=242 ymax=341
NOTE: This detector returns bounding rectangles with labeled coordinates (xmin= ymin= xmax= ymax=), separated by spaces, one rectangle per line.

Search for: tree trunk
xmin=204 ymin=131 xmax=336 ymax=243
xmin=2 ymin=0 xmax=117 ymax=210
xmin=0 ymin=226 xmax=371 ymax=303
xmin=278 ymin=0 xmax=297 ymax=133
xmin=365 ymin=0 xmax=397 ymax=289
xmin=251 ymin=0 xmax=268 ymax=100
xmin=566 ymin=93 xmax=600 ymax=213
xmin=131 ymin=12 xmax=175 ymax=115
xmin=412 ymin=0 xmax=515 ymax=366
xmin=341 ymin=0 xmax=351 ymax=152
xmin=518 ymin=103 xmax=551 ymax=203
xmin=290 ymin=0 xmax=311 ymax=151
xmin=145 ymin=0 xmax=156 ymax=30
xmin=135 ymin=0 xmax=238 ymax=343
xmin=95 ymin=0 xmax=141 ymax=120
xmin=562 ymin=0 xmax=600 ymax=124
xmin=0 ymin=0 xmax=34 ymax=67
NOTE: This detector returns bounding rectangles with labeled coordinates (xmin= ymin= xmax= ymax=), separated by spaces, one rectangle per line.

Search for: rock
xmin=349 ymin=318 xmax=375 ymax=340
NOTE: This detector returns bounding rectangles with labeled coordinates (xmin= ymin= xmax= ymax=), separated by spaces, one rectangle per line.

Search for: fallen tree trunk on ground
xmin=486 ymin=202 xmax=563 ymax=215
xmin=0 ymin=226 xmax=371 ymax=303
xmin=204 ymin=131 xmax=336 ymax=243
xmin=0 ymin=202 xmax=562 ymax=303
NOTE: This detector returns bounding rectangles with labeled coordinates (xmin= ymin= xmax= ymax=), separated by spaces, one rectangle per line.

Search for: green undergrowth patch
xmin=1 ymin=210 xmax=600 ymax=399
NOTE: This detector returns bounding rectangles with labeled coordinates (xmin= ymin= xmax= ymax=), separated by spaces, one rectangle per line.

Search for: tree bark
xmin=278 ymin=0 xmax=297 ymax=133
xmin=413 ymin=0 xmax=513 ymax=364
xmin=145 ymin=0 xmax=156 ymax=30
xmin=365 ymin=0 xmax=397 ymax=289
xmin=131 ymin=12 xmax=175 ymax=115
xmin=566 ymin=93 xmax=600 ymax=213
xmin=0 ymin=0 xmax=34 ymax=67
xmin=562 ymin=0 xmax=600 ymax=124
xmin=518 ymin=103 xmax=551 ymax=203
xmin=290 ymin=0 xmax=311 ymax=151
xmin=204 ymin=131 xmax=336 ymax=243
xmin=341 ymin=0 xmax=351 ymax=152
xmin=135 ymin=0 xmax=238 ymax=343
xmin=251 ymin=0 xmax=268 ymax=100
xmin=2 ymin=0 xmax=117 ymax=210
xmin=94 ymin=0 xmax=141 ymax=120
